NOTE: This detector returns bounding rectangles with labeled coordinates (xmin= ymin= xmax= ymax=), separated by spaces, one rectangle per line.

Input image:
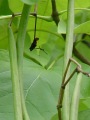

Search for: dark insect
xmin=29 ymin=37 xmax=39 ymax=51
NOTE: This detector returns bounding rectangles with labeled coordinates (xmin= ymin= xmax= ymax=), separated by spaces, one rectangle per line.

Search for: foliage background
xmin=0 ymin=0 xmax=90 ymax=120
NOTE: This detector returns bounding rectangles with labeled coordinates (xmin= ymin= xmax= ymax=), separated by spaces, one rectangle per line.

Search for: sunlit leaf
xmin=0 ymin=50 xmax=62 ymax=120
xmin=21 ymin=0 xmax=40 ymax=5
xmin=58 ymin=20 xmax=90 ymax=34
xmin=75 ymin=21 xmax=90 ymax=33
xmin=78 ymin=109 xmax=90 ymax=120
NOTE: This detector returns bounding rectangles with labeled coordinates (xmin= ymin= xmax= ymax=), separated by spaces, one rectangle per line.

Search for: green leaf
xmin=51 ymin=113 xmax=58 ymax=120
xmin=58 ymin=20 xmax=90 ymax=34
xmin=75 ymin=21 xmax=90 ymax=33
xmin=58 ymin=20 xmax=66 ymax=34
xmin=0 ymin=50 xmax=62 ymax=120
xmin=0 ymin=50 xmax=90 ymax=120
xmin=0 ymin=0 xmax=12 ymax=15
xmin=79 ymin=97 xmax=90 ymax=111
xmin=78 ymin=109 xmax=90 ymax=120
xmin=21 ymin=0 xmax=40 ymax=5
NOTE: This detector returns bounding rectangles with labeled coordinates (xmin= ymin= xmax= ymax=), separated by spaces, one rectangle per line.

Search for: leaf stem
xmin=61 ymin=0 xmax=75 ymax=120
xmin=0 ymin=8 xmax=89 ymax=21
xmin=0 ymin=13 xmax=52 ymax=21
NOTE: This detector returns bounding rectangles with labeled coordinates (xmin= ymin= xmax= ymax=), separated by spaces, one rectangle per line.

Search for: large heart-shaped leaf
xmin=0 ymin=50 xmax=63 ymax=120
xmin=0 ymin=49 xmax=90 ymax=120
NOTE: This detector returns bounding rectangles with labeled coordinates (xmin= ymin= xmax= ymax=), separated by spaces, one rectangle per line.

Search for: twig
xmin=62 ymin=59 xmax=71 ymax=84
xmin=34 ymin=4 xmax=38 ymax=39
xmin=70 ymin=58 xmax=90 ymax=77
xmin=70 ymin=58 xmax=81 ymax=68
xmin=63 ymin=68 xmax=77 ymax=87
xmin=57 ymin=59 xmax=77 ymax=120
xmin=29 ymin=4 xmax=39 ymax=51
xmin=76 ymin=66 xmax=90 ymax=77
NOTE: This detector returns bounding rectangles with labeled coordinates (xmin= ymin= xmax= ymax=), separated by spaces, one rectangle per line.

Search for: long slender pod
xmin=70 ymin=73 xmax=82 ymax=120
xmin=16 ymin=4 xmax=31 ymax=120
xmin=8 ymin=25 xmax=23 ymax=120
xmin=62 ymin=0 xmax=75 ymax=120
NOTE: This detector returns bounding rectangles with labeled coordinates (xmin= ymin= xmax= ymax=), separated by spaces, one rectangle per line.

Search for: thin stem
xmin=34 ymin=14 xmax=37 ymax=39
xmin=57 ymin=62 xmax=76 ymax=120
xmin=0 ymin=13 xmax=52 ymax=21
xmin=61 ymin=0 xmax=75 ymax=120
xmin=0 ymin=8 xmax=89 ymax=20
xmin=33 ymin=4 xmax=38 ymax=39
xmin=62 ymin=59 xmax=71 ymax=84
xmin=16 ymin=4 xmax=31 ymax=120
xmin=63 ymin=68 xmax=77 ymax=87
xmin=57 ymin=86 xmax=64 ymax=120
xmin=70 ymin=58 xmax=81 ymax=68
xmin=76 ymin=66 xmax=90 ymax=77
xmin=9 ymin=14 xmax=15 ymax=26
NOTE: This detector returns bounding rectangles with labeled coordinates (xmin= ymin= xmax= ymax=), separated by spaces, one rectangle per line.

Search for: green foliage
xmin=58 ymin=20 xmax=90 ymax=34
xmin=79 ymin=109 xmax=90 ymax=120
xmin=0 ymin=0 xmax=90 ymax=120
xmin=21 ymin=0 xmax=40 ymax=5
xmin=0 ymin=49 xmax=63 ymax=120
